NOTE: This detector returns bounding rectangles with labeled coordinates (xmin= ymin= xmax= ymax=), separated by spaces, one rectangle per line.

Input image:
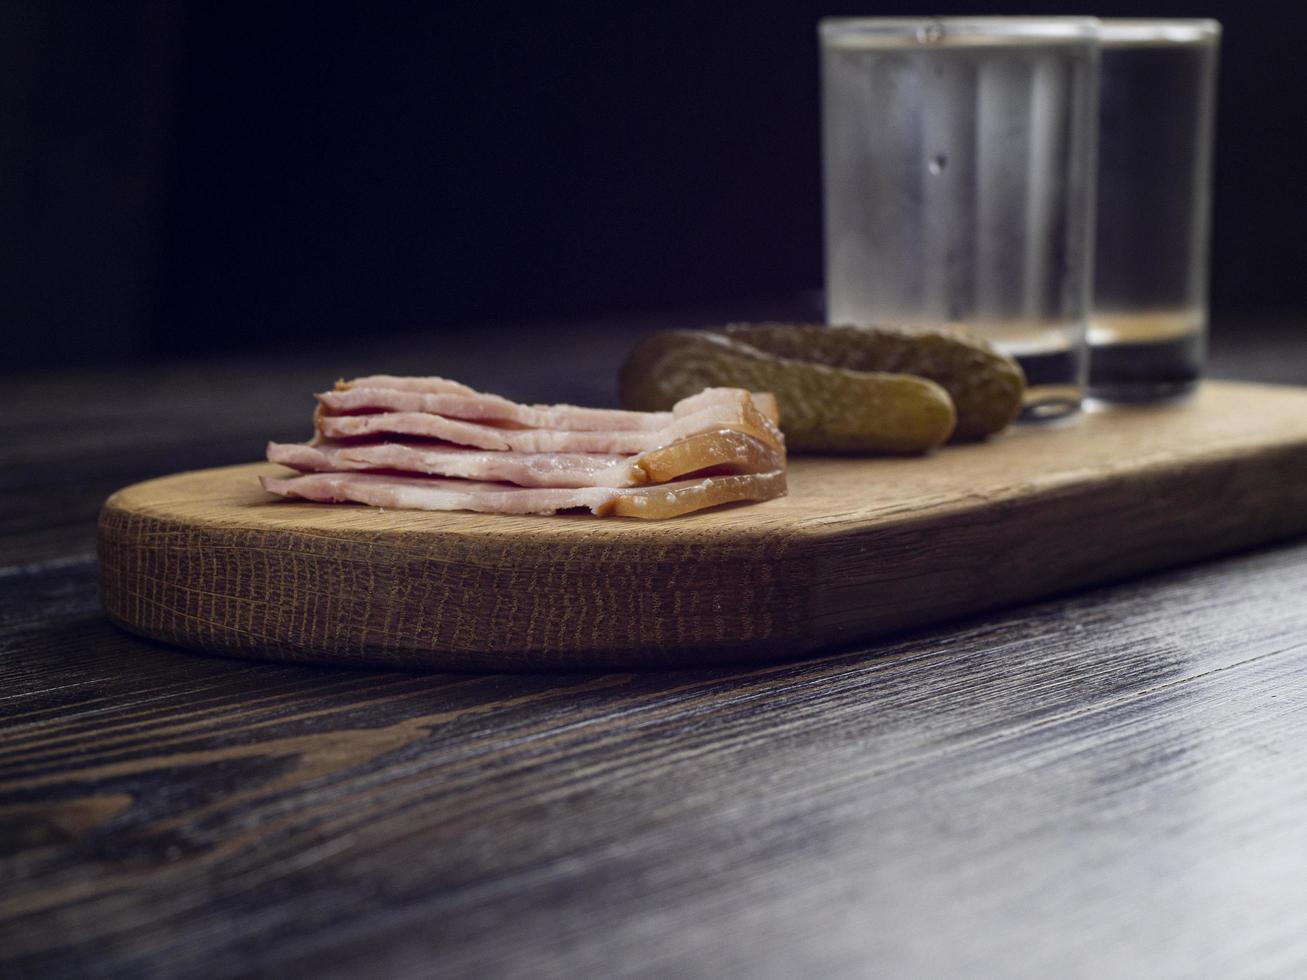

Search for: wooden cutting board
xmin=98 ymin=380 xmax=1307 ymax=671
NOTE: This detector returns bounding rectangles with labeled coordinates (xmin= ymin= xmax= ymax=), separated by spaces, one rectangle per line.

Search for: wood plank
xmin=97 ymin=381 xmax=1307 ymax=669
xmin=4 ymin=542 xmax=1307 ymax=977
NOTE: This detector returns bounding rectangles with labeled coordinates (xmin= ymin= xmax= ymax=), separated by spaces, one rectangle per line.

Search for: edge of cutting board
xmin=98 ymin=380 xmax=1307 ymax=670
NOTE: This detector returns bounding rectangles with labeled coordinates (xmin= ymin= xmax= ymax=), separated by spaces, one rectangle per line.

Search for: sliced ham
xmin=316 ymin=394 xmax=784 ymax=454
xmin=260 ymin=469 xmax=787 ymax=518
xmin=267 ymin=428 xmax=783 ymax=489
xmin=267 ymin=379 xmax=787 ymax=519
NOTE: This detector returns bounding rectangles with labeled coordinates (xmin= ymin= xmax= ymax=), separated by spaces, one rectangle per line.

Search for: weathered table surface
xmin=3 ymin=315 xmax=1307 ymax=978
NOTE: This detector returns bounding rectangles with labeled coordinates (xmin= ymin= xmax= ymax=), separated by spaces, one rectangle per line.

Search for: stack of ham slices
xmin=262 ymin=375 xmax=787 ymax=519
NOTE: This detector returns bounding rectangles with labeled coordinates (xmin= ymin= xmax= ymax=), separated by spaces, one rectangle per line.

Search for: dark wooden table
xmin=4 ymin=316 xmax=1307 ymax=978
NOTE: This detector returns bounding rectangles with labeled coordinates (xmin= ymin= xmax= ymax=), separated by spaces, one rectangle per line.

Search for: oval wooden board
xmin=99 ymin=381 xmax=1307 ymax=670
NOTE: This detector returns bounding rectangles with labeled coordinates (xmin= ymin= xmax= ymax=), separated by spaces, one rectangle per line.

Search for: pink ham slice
xmin=316 ymin=393 xmax=784 ymax=454
xmin=260 ymin=469 xmax=787 ymax=518
xmin=318 ymin=385 xmax=779 ymax=432
xmin=267 ymin=428 xmax=783 ymax=489
xmin=319 ymin=387 xmax=672 ymax=431
xmin=338 ymin=375 xmax=479 ymax=395
xmin=338 ymin=376 xmax=778 ymax=418
xmin=269 ymin=443 xmax=626 ymax=487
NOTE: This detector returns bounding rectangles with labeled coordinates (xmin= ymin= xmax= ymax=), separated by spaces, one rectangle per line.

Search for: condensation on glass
xmin=820 ymin=17 xmax=1100 ymax=419
xmin=1090 ymin=20 xmax=1221 ymax=402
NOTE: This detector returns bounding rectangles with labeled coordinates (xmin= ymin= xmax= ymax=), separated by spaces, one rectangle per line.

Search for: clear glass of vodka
xmin=820 ymin=17 xmax=1101 ymax=420
xmin=1090 ymin=19 xmax=1221 ymax=402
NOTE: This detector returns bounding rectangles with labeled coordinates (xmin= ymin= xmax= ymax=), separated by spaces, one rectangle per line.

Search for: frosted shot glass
xmin=1089 ymin=20 xmax=1221 ymax=402
xmin=820 ymin=17 xmax=1100 ymax=419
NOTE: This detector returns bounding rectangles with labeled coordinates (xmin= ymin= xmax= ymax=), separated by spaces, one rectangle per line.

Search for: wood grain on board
xmin=97 ymin=380 xmax=1307 ymax=670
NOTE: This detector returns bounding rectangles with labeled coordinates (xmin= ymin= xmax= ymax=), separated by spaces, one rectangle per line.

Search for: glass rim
xmin=819 ymin=16 xmax=1101 ymax=47
xmin=1099 ymin=19 xmax=1221 ymax=46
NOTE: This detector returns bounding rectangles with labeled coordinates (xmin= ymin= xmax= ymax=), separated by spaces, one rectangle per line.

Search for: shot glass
xmin=1089 ymin=19 xmax=1221 ymax=402
xmin=820 ymin=17 xmax=1100 ymax=419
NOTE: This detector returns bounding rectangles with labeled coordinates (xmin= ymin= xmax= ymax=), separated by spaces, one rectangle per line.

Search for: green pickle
xmin=720 ymin=324 xmax=1025 ymax=441
xmin=619 ymin=324 xmax=1025 ymax=453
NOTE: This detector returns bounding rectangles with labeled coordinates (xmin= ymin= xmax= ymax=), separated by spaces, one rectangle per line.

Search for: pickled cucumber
xmin=717 ymin=323 xmax=1025 ymax=441
xmin=619 ymin=331 xmax=957 ymax=453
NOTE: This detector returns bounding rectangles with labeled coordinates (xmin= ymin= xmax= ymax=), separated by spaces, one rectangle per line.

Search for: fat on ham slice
xmin=267 ymin=428 xmax=784 ymax=489
xmin=260 ymin=469 xmax=787 ymax=519
xmin=317 ymin=392 xmax=784 ymax=454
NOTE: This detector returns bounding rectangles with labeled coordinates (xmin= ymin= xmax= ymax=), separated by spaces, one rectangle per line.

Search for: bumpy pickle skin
xmin=619 ymin=331 xmax=956 ymax=454
xmin=718 ymin=323 xmax=1025 ymax=441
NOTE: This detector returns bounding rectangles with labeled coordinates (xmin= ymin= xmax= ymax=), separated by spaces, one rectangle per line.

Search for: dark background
xmin=2 ymin=1 xmax=1303 ymax=367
